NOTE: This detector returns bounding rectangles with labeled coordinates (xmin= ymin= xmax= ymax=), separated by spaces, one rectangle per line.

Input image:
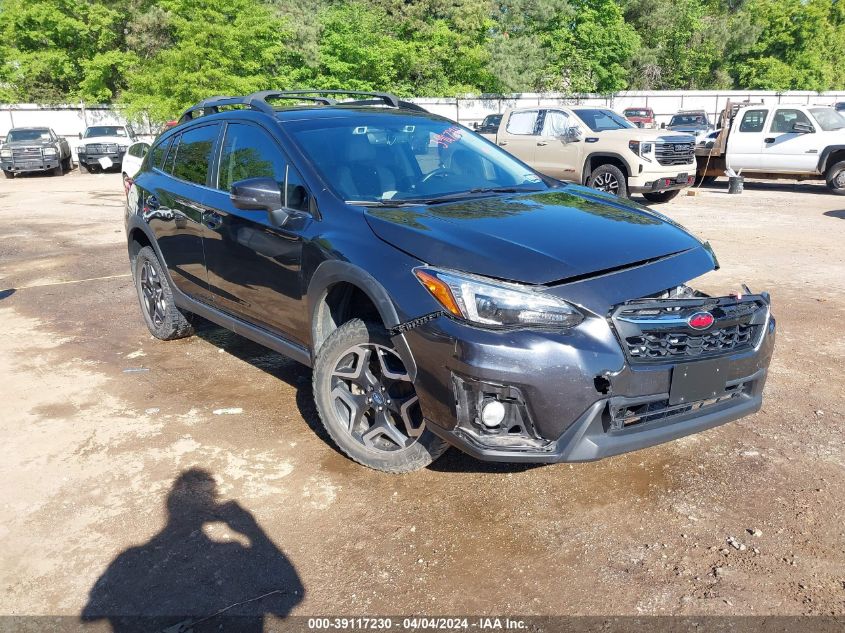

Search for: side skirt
xmin=173 ymin=289 xmax=313 ymax=368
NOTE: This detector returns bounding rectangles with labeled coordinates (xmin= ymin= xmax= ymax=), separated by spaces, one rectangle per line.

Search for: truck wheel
xmin=132 ymin=246 xmax=194 ymax=340
xmin=313 ymin=318 xmax=449 ymax=473
xmin=642 ymin=190 xmax=680 ymax=204
xmin=826 ymin=160 xmax=845 ymax=195
xmin=3 ymin=170 xmax=12 ymax=179
xmin=52 ymin=163 xmax=64 ymax=176
xmin=61 ymin=156 xmax=72 ymax=172
xmin=79 ymin=162 xmax=91 ymax=174
xmin=588 ymin=164 xmax=628 ymax=198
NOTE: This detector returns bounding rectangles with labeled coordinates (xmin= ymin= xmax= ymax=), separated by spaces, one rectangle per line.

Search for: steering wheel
xmin=421 ymin=167 xmax=453 ymax=184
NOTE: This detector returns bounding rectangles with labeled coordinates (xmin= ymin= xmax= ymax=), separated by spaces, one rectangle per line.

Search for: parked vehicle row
xmin=124 ymin=89 xmax=775 ymax=473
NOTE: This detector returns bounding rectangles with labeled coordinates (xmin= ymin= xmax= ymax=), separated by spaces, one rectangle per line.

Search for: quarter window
xmin=506 ymin=110 xmax=539 ymax=135
xmin=738 ymin=110 xmax=768 ymax=133
xmin=284 ymin=165 xmax=310 ymax=212
xmin=171 ymin=124 xmax=220 ymax=185
xmin=149 ymin=137 xmax=172 ymax=171
xmin=217 ymin=123 xmax=285 ymax=192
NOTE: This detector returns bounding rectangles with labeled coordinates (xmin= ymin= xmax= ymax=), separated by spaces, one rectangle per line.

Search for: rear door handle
xmin=203 ymin=211 xmax=223 ymax=230
xmin=537 ymin=140 xmax=548 ymax=146
xmin=498 ymin=141 xmax=508 ymax=146
xmin=764 ymin=137 xmax=775 ymax=144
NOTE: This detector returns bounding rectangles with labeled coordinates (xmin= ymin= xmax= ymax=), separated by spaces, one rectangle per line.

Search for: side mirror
xmin=230 ymin=177 xmax=290 ymax=226
xmin=473 ymin=122 xmax=479 ymax=130
xmin=792 ymin=121 xmax=813 ymax=134
xmin=660 ymin=122 xmax=666 ymax=129
xmin=78 ymin=132 xmax=83 ymax=139
xmin=564 ymin=126 xmax=582 ymax=142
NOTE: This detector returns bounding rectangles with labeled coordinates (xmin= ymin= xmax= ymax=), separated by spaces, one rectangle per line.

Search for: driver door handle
xmin=764 ymin=137 xmax=775 ymax=144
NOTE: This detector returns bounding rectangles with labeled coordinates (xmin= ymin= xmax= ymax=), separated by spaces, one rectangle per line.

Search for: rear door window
xmin=738 ymin=110 xmax=768 ymax=133
xmin=506 ymin=111 xmax=539 ymax=135
xmin=171 ymin=124 xmax=220 ymax=186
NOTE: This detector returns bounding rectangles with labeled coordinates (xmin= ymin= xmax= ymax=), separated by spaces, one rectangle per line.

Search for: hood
xmin=364 ymin=186 xmax=705 ymax=285
xmin=80 ymin=135 xmax=129 ymax=145
xmin=667 ymin=124 xmax=710 ymax=133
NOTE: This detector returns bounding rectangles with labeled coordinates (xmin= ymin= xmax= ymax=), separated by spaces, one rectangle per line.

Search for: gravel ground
xmin=0 ymin=170 xmax=843 ymax=625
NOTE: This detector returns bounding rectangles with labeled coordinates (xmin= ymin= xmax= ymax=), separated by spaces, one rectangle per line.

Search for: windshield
xmin=809 ymin=108 xmax=845 ymax=131
xmin=573 ymin=109 xmax=633 ymax=132
xmin=670 ymin=114 xmax=708 ymax=127
xmin=286 ymin=114 xmax=549 ymax=204
xmin=624 ymin=109 xmax=650 ymax=118
xmin=6 ymin=129 xmax=51 ymax=142
xmin=84 ymin=126 xmax=127 ymax=138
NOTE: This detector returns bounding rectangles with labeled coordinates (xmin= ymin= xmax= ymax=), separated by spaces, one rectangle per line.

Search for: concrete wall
xmin=4 ymin=91 xmax=845 ymax=149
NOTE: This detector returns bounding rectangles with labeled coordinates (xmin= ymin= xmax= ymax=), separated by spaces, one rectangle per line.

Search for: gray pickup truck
xmin=1 ymin=127 xmax=73 ymax=178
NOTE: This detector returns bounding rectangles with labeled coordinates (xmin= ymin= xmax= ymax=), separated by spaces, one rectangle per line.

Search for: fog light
xmin=481 ymin=400 xmax=506 ymax=428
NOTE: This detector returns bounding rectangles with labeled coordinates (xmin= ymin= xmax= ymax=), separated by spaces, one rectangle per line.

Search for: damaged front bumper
xmin=402 ymin=278 xmax=775 ymax=463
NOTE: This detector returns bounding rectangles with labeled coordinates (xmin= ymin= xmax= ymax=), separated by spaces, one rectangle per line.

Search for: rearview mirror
xmin=792 ymin=121 xmax=813 ymax=134
xmin=230 ymin=177 xmax=290 ymax=226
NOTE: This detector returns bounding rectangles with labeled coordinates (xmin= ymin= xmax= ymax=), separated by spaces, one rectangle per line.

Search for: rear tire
xmin=3 ymin=170 xmax=12 ymax=179
xmin=132 ymin=246 xmax=194 ymax=340
xmin=313 ymin=318 xmax=449 ymax=473
xmin=587 ymin=164 xmax=628 ymax=198
xmin=825 ymin=160 xmax=845 ymax=195
xmin=642 ymin=189 xmax=680 ymax=204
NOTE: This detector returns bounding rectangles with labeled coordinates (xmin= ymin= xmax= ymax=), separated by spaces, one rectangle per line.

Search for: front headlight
xmin=77 ymin=146 xmax=86 ymax=154
xmin=0 ymin=148 xmax=11 ymax=158
xmin=414 ymin=267 xmax=584 ymax=329
xmin=628 ymin=140 xmax=653 ymax=162
xmin=43 ymin=146 xmax=58 ymax=156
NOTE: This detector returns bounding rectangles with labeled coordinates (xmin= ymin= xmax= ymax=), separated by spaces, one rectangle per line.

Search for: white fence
xmin=3 ymin=90 xmax=845 ymax=152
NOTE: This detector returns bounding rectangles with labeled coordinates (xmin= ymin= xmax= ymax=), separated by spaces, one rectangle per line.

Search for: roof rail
xmin=177 ymin=88 xmax=418 ymax=124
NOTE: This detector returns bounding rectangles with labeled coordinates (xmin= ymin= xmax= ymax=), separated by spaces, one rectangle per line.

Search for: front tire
xmin=313 ymin=319 xmax=449 ymax=473
xmin=588 ymin=164 xmax=628 ymax=198
xmin=132 ymin=246 xmax=194 ymax=340
xmin=62 ymin=156 xmax=72 ymax=172
xmin=3 ymin=170 xmax=12 ymax=179
xmin=52 ymin=162 xmax=64 ymax=176
xmin=642 ymin=189 xmax=681 ymax=204
xmin=826 ymin=160 xmax=845 ymax=195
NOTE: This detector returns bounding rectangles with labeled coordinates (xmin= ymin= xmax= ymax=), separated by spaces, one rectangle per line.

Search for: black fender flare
xmin=307 ymin=260 xmax=417 ymax=379
xmin=818 ymin=145 xmax=845 ymax=173
xmin=582 ymin=152 xmax=633 ymax=185
xmin=125 ymin=214 xmax=169 ymax=270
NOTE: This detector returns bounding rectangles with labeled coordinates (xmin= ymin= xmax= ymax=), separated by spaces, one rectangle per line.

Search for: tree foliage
xmin=1 ymin=0 xmax=844 ymax=120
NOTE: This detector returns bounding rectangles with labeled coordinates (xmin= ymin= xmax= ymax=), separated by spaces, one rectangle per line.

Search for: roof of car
xmin=272 ymin=105 xmax=442 ymax=122
xmin=10 ymin=126 xmax=50 ymax=131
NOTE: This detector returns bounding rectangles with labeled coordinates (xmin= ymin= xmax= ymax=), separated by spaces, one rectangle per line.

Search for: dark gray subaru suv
xmin=125 ymin=90 xmax=775 ymax=472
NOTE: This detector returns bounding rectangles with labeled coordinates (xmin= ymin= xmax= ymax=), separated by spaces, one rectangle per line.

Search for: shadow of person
xmin=81 ymin=468 xmax=304 ymax=633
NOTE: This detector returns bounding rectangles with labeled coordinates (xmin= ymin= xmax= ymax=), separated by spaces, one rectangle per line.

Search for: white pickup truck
xmin=696 ymin=102 xmax=845 ymax=194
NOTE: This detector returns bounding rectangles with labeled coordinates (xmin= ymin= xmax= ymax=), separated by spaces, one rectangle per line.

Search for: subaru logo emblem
xmin=688 ymin=312 xmax=715 ymax=330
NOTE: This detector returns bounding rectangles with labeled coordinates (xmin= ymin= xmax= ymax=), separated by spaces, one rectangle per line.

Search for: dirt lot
xmin=1 ymin=170 xmax=844 ymax=625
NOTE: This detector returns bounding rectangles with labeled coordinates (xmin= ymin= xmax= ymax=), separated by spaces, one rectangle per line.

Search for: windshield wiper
xmin=385 ymin=185 xmax=546 ymax=206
